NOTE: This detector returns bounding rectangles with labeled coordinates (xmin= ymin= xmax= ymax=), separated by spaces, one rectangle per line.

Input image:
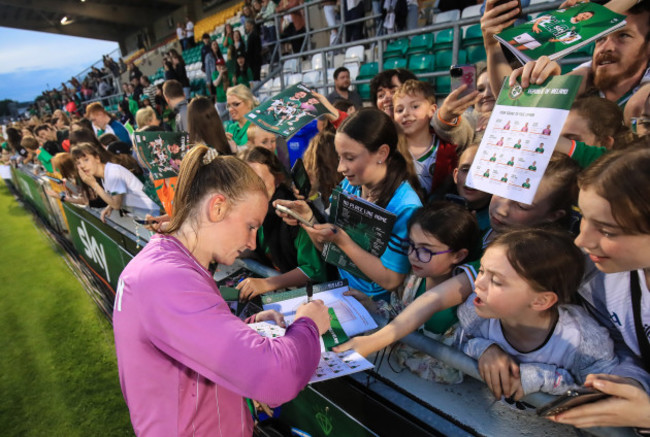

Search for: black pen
xmin=306 ymin=280 xmax=313 ymax=303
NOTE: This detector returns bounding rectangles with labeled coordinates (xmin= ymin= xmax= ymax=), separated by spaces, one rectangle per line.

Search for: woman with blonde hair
xmin=225 ymin=84 xmax=258 ymax=147
xmin=135 ymin=106 xmax=160 ymax=130
xmin=113 ymin=145 xmax=329 ymax=436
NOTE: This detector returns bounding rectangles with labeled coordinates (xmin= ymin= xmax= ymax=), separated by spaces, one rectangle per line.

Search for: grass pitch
xmin=0 ymin=184 xmax=133 ymax=436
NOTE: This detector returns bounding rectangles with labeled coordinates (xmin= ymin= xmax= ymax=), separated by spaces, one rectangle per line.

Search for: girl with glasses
xmin=373 ymin=202 xmax=480 ymax=382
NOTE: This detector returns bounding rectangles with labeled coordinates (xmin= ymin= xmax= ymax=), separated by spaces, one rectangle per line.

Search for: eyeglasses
xmin=631 ymin=117 xmax=650 ymax=135
xmin=406 ymin=239 xmax=452 ymax=263
xmin=226 ymin=101 xmax=242 ymax=109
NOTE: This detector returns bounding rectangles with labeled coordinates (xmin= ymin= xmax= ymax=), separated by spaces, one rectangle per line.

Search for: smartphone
xmin=494 ymin=0 xmax=522 ymax=17
xmin=536 ymin=387 xmax=610 ymax=417
xmin=275 ymin=204 xmax=313 ymax=227
xmin=450 ymin=65 xmax=477 ymax=98
xmin=291 ymin=158 xmax=312 ymax=199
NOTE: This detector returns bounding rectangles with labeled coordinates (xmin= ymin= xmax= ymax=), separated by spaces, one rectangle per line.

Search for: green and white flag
xmin=466 ymin=75 xmax=582 ymax=205
xmin=495 ymin=2 xmax=625 ymax=63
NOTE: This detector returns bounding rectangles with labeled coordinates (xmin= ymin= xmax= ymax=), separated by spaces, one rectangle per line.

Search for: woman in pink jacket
xmin=113 ymin=145 xmax=330 ymax=436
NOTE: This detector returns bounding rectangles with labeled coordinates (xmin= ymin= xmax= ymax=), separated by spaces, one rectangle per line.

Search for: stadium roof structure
xmin=0 ymin=0 xmax=188 ymax=42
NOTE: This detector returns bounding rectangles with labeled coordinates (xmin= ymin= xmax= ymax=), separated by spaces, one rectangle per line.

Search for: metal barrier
xmin=5 ymin=163 xmax=639 ymax=437
xmin=252 ymin=0 xmax=591 ymax=96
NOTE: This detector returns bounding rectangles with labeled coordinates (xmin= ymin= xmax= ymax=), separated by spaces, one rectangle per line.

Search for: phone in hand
xmin=275 ymin=204 xmax=313 ymax=227
xmin=291 ymin=158 xmax=312 ymax=199
xmin=494 ymin=0 xmax=522 ymax=17
xmin=450 ymin=65 xmax=478 ymax=98
xmin=536 ymin=387 xmax=610 ymax=417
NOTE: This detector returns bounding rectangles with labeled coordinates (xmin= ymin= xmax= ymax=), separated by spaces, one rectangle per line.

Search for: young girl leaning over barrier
xmin=457 ymin=228 xmax=618 ymax=400
xmin=71 ymin=142 xmax=160 ymax=222
xmin=350 ymin=201 xmax=481 ymax=383
xmin=275 ymin=108 xmax=423 ymax=301
xmin=549 ymin=148 xmax=650 ymax=430
xmin=334 ymin=153 xmax=580 ymax=356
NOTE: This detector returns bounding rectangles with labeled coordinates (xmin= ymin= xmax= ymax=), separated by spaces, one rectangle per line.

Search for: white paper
xmin=466 ymin=107 xmax=567 ymax=205
xmin=262 ymin=284 xmax=378 ymax=337
xmin=248 ymin=322 xmax=374 ymax=383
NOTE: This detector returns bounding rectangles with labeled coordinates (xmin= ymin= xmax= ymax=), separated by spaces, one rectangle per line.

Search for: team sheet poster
xmin=466 ymin=75 xmax=582 ymax=205
xmin=495 ymin=2 xmax=625 ymax=63
xmin=245 ymin=83 xmax=331 ymax=138
xmin=134 ymin=131 xmax=190 ymax=179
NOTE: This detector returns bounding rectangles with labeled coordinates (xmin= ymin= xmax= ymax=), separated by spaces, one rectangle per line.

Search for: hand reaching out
xmin=254 ymin=309 xmax=286 ymax=328
xmin=237 ymin=277 xmax=272 ymax=300
xmin=478 ymin=344 xmax=522 ymax=400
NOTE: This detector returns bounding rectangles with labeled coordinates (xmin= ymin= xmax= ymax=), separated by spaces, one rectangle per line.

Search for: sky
xmin=0 ymin=27 xmax=120 ymax=103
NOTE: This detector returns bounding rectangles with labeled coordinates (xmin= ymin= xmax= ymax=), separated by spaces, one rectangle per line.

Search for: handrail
xmin=252 ymin=0 xmax=570 ymax=94
xmin=398 ymin=331 xmax=637 ymax=437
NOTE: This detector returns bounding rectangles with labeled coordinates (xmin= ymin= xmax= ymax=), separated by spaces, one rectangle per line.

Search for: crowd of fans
xmin=2 ymin=0 xmax=650 ymax=433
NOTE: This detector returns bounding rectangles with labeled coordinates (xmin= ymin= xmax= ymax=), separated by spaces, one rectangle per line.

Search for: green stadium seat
xmin=357 ymin=83 xmax=371 ymax=100
xmin=408 ymin=54 xmax=435 ymax=75
xmin=466 ymin=45 xmax=487 ymax=63
xmin=357 ymin=62 xmax=378 ymax=80
xmin=435 ymin=76 xmax=451 ymax=94
xmin=434 ymin=29 xmax=455 ymax=51
xmin=384 ymin=38 xmax=409 ymax=59
xmin=462 ymin=24 xmax=483 ymax=47
xmin=384 ymin=57 xmax=407 ymax=70
xmin=407 ymin=34 xmax=434 ymax=55
xmin=434 ymin=49 xmax=467 ymax=71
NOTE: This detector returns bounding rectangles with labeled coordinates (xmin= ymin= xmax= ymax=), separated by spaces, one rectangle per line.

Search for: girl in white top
xmin=72 ymin=142 xmax=160 ymax=222
xmin=457 ymin=228 xmax=618 ymax=398
xmin=550 ymin=147 xmax=650 ymax=430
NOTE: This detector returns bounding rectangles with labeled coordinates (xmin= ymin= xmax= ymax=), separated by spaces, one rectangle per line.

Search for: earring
xmin=377 ymin=160 xmax=382 ymax=164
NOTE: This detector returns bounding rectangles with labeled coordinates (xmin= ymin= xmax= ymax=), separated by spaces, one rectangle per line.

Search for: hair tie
xmin=202 ymin=148 xmax=219 ymax=165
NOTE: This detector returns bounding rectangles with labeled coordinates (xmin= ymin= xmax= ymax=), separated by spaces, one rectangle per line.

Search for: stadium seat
xmin=283 ymin=58 xmax=299 ymax=73
xmin=435 ymin=49 xmax=467 ymax=71
xmin=286 ymin=73 xmax=302 ymax=86
xmin=434 ymin=29 xmax=455 ymax=51
xmin=311 ymin=53 xmax=326 ymax=71
xmin=433 ymin=9 xmax=460 ymax=24
xmin=463 ymin=24 xmax=483 ymax=47
xmin=384 ymin=58 xmax=407 ymax=70
xmin=270 ymin=77 xmax=282 ymax=93
xmin=408 ymin=54 xmax=435 ymax=75
xmin=260 ymin=64 xmax=270 ymax=79
xmin=357 ymin=83 xmax=371 ymax=100
xmin=407 ymin=34 xmax=434 ymax=56
xmin=435 ymin=76 xmax=451 ymax=94
xmin=357 ymin=62 xmax=379 ymax=81
xmin=344 ymin=62 xmax=359 ymax=82
xmin=466 ymin=45 xmax=487 ymax=63
xmin=383 ymin=38 xmax=409 ymax=59
xmin=344 ymin=45 xmax=365 ymax=63
xmin=302 ymin=70 xmax=322 ymax=88
xmin=461 ymin=4 xmax=482 ymax=18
